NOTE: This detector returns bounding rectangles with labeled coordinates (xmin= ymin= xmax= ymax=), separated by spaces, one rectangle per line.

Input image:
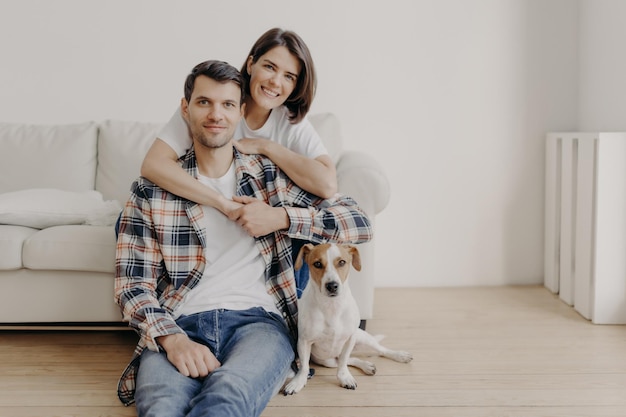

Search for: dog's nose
xmin=325 ymin=281 xmax=339 ymax=295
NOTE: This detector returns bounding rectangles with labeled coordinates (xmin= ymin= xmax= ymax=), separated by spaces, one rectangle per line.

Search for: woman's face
xmin=247 ymin=46 xmax=301 ymax=112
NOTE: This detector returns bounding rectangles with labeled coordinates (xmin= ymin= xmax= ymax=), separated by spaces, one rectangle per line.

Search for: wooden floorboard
xmin=0 ymin=286 xmax=624 ymax=416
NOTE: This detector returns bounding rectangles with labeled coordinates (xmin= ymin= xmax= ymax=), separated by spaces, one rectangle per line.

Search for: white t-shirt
xmin=174 ymin=162 xmax=280 ymax=318
xmin=158 ymin=106 xmax=328 ymax=159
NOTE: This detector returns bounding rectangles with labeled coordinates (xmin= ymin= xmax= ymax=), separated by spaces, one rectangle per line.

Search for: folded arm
xmin=229 ymin=192 xmax=372 ymax=244
xmin=283 ymin=194 xmax=373 ymax=244
xmin=235 ymin=138 xmax=337 ymax=198
xmin=141 ymin=139 xmax=241 ymax=215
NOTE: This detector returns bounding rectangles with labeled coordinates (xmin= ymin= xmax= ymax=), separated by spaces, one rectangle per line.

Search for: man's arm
xmin=229 ymin=193 xmax=372 ymax=244
xmin=114 ymin=180 xmax=185 ymax=352
xmin=281 ymin=193 xmax=373 ymax=244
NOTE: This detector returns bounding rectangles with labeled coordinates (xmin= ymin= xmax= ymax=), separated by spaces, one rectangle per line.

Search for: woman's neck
xmin=244 ymin=98 xmax=272 ymax=130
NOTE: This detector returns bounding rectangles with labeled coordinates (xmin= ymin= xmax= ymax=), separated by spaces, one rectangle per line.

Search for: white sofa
xmin=0 ymin=114 xmax=390 ymax=325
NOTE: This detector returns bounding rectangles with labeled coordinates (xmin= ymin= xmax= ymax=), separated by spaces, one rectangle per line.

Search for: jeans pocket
xmin=177 ymin=312 xmax=217 ymax=346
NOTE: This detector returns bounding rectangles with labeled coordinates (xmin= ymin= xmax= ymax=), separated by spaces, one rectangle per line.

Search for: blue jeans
xmin=135 ymin=308 xmax=295 ymax=417
xmin=291 ymin=239 xmax=310 ymax=298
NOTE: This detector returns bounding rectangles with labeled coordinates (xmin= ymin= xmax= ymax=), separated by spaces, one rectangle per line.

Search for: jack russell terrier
xmin=283 ymin=243 xmax=413 ymax=395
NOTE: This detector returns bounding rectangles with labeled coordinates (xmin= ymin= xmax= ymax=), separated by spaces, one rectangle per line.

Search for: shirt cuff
xmin=283 ymin=206 xmax=313 ymax=240
xmin=143 ymin=318 xmax=185 ymax=352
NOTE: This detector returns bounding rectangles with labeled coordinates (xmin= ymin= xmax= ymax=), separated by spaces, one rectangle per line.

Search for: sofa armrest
xmin=335 ymin=151 xmax=390 ymax=215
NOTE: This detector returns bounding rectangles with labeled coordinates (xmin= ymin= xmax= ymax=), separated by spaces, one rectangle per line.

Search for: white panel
xmin=573 ymin=135 xmax=598 ymax=320
xmin=544 ymin=134 xmax=561 ymax=293
xmin=558 ymin=137 xmax=575 ymax=306
xmin=592 ymin=133 xmax=626 ymax=324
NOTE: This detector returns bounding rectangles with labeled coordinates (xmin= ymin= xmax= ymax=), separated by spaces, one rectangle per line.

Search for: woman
xmin=140 ymin=28 xmax=336 ymax=295
xmin=141 ymin=27 xmax=337 ymax=216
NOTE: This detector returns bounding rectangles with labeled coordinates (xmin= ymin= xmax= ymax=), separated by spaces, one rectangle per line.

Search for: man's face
xmin=182 ymin=75 xmax=243 ymax=149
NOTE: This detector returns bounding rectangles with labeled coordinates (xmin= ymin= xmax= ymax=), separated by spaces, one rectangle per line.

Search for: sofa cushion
xmin=0 ymin=188 xmax=120 ymax=229
xmin=22 ymin=225 xmax=116 ymax=273
xmin=0 ymin=122 xmax=98 ymax=194
xmin=0 ymin=225 xmax=37 ymax=270
xmin=96 ymin=120 xmax=164 ymax=205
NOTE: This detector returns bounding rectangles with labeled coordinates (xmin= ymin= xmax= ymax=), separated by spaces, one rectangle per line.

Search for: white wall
xmin=0 ymin=0 xmax=581 ymax=287
xmin=578 ymin=0 xmax=626 ymax=131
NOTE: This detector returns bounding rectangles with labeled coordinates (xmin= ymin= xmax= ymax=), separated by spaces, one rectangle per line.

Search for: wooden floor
xmin=1 ymin=286 xmax=625 ymax=417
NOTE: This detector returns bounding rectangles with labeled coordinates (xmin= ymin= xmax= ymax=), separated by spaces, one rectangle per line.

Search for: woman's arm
xmin=141 ymin=139 xmax=240 ymax=214
xmin=235 ymin=138 xmax=337 ymax=199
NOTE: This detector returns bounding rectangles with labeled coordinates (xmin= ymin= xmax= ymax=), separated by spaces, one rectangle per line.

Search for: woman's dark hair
xmin=241 ymin=28 xmax=316 ymax=124
xmin=184 ymin=60 xmax=245 ymax=104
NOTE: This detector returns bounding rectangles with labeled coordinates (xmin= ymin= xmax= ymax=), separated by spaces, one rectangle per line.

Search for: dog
xmin=283 ymin=243 xmax=413 ymax=395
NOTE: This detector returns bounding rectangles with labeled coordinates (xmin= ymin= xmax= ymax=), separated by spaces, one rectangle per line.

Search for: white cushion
xmin=309 ymin=113 xmax=343 ymax=164
xmin=0 ymin=188 xmax=120 ymax=229
xmin=0 ymin=225 xmax=37 ymax=270
xmin=22 ymin=225 xmax=116 ymax=273
xmin=0 ymin=122 xmax=97 ymax=194
xmin=336 ymin=151 xmax=391 ymax=215
xmin=0 ymin=270 xmax=122 ymax=323
xmin=96 ymin=120 xmax=164 ymax=204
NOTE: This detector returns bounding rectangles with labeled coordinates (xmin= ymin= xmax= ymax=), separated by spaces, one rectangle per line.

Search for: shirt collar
xmin=181 ymin=146 xmax=265 ymax=182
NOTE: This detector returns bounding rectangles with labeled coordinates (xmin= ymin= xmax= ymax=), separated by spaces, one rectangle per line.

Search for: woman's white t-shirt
xmin=158 ymin=106 xmax=328 ymax=159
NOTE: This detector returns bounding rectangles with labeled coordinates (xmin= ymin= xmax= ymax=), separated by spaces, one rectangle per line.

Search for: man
xmin=115 ymin=60 xmax=372 ymax=416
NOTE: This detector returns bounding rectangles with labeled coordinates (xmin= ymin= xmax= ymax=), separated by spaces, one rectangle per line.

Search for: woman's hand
xmin=234 ymin=138 xmax=271 ymax=155
xmin=227 ymin=195 xmax=289 ymax=237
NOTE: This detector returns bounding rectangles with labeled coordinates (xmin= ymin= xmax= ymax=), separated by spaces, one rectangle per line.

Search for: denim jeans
xmin=291 ymin=238 xmax=310 ymax=298
xmin=135 ymin=307 xmax=295 ymax=417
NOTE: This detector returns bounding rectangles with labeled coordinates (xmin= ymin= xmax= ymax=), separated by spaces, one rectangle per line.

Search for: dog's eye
xmin=313 ymin=261 xmax=323 ymax=269
xmin=337 ymin=260 xmax=346 ymax=267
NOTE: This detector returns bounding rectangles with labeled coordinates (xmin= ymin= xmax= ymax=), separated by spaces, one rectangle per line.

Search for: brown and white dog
xmin=283 ymin=243 xmax=413 ymax=395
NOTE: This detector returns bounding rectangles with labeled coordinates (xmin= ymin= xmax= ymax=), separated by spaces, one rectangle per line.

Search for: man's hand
xmin=156 ymin=333 xmax=221 ymax=378
xmin=228 ymin=195 xmax=289 ymax=237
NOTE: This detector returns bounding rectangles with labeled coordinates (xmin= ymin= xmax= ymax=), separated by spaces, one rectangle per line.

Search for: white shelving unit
xmin=545 ymin=132 xmax=626 ymax=324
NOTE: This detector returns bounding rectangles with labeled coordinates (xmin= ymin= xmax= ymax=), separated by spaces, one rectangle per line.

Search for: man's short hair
xmin=184 ymin=60 xmax=245 ymax=104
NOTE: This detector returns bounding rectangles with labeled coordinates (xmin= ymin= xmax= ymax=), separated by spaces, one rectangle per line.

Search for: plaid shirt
xmin=114 ymin=147 xmax=372 ymax=405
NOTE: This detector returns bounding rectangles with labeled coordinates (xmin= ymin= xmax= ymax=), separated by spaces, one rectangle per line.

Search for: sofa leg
xmin=359 ymin=320 xmax=366 ymax=331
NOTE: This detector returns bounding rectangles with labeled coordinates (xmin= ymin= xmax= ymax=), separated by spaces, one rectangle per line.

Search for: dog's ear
xmin=295 ymin=243 xmax=315 ymax=271
xmin=345 ymin=245 xmax=361 ymax=272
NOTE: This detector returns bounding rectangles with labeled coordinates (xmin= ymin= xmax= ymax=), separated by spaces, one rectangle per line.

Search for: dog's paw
xmin=337 ymin=369 xmax=357 ymax=390
xmin=340 ymin=378 xmax=357 ymax=390
xmin=361 ymin=360 xmax=376 ymax=375
xmin=390 ymin=350 xmax=413 ymax=363
xmin=283 ymin=374 xmax=307 ymax=395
